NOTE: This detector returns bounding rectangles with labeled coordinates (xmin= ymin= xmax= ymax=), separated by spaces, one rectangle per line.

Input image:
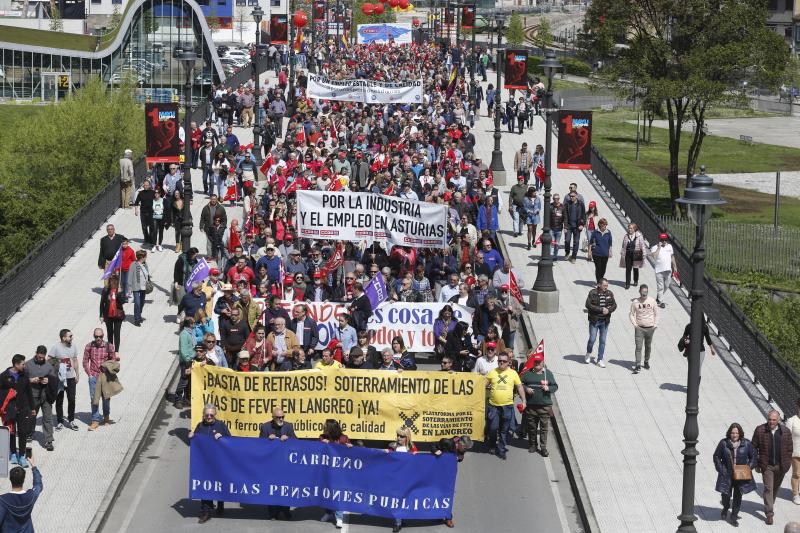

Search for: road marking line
xmin=543 ymin=455 xmax=572 ymax=533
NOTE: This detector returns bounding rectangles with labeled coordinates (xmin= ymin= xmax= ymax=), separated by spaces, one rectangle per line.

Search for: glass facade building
xmin=0 ymin=0 xmax=227 ymax=102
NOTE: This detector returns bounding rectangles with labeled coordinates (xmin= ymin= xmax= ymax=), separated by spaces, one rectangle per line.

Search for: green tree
xmin=582 ymin=0 xmax=791 ymax=214
xmin=110 ymin=5 xmax=122 ymax=31
xmin=536 ymin=16 xmax=552 ymax=53
xmin=0 ymin=77 xmax=144 ymax=277
xmin=505 ymin=11 xmax=524 ymax=46
xmin=49 ymin=5 xmax=64 ymax=32
xmin=207 ymin=9 xmax=222 ymax=35
xmin=142 ymin=10 xmax=160 ymax=34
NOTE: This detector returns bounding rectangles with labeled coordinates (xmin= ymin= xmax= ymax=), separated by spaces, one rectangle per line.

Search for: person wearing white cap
xmin=119 ymin=149 xmax=134 ymax=209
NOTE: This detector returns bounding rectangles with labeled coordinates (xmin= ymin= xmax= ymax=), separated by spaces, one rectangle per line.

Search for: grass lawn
xmin=592 ymin=109 xmax=800 ymax=228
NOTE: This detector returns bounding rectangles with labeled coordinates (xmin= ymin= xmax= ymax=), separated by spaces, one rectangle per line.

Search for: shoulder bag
xmin=731 ymin=448 xmax=752 ymax=481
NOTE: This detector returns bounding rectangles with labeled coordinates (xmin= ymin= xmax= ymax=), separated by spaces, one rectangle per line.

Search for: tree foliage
xmin=582 ymin=0 xmax=791 ymax=213
xmin=536 ymin=16 xmax=552 ymax=53
xmin=505 ymin=11 xmax=524 ymax=46
xmin=0 ymin=77 xmax=144 ymax=277
xmin=729 ymin=290 xmax=800 ymax=375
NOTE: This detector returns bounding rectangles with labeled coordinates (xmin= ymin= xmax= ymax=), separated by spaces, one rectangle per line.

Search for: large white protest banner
xmin=368 ymin=302 xmax=473 ymax=351
xmin=306 ymin=74 xmax=423 ymax=104
xmin=211 ymin=297 xmax=472 ymax=352
xmin=296 ymin=190 xmax=448 ymax=248
xmin=356 ymin=23 xmax=413 ymax=45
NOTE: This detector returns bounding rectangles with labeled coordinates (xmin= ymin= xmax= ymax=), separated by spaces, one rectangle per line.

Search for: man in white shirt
xmin=629 ymin=284 xmax=658 ymax=373
xmin=473 ymin=341 xmax=499 ymax=375
xmin=438 ymin=274 xmax=461 ymax=302
xmin=649 ymin=233 xmax=677 ymax=308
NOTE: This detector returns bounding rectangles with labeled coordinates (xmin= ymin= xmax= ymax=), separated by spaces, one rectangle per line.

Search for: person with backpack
xmin=0 ymin=354 xmax=35 ymax=467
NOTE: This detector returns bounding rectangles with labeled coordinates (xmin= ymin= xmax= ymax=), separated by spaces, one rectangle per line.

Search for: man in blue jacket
xmin=0 ymin=457 xmax=42 ymax=532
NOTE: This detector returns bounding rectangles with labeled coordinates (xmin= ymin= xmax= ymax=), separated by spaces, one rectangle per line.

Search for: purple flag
xmin=101 ymin=246 xmax=122 ymax=280
xmin=364 ymin=273 xmax=388 ymax=310
xmin=185 ymin=257 xmax=211 ymax=291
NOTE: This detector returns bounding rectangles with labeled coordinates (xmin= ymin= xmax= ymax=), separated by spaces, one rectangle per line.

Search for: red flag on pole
xmin=519 ymin=339 xmax=545 ymax=377
xmin=535 ymin=157 xmax=545 ymax=183
xmin=259 ymin=154 xmax=274 ymax=175
xmin=318 ymin=242 xmax=344 ymax=278
xmin=509 ymin=269 xmax=524 ymax=304
xmin=534 ymin=233 xmax=542 ymax=245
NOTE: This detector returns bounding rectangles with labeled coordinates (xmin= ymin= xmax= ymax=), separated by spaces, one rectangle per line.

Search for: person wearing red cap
xmin=649 ymin=232 xmax=677 ymax=308
xmin=521 ymin=350 xmax=558 ymax=456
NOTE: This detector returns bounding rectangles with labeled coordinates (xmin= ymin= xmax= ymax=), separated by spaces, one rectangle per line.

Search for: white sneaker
xmin=584 ymin=354 xmax=591 ymax=364
xmin=335 ymin=517 xmax=343 ymax=528
xmin=320 ymin=513 xmax=332 ymax=523
xmin=598 ymin=360 xmax=606 ymax=368
xmin=793 ymin=495 xmax=800 ymax=505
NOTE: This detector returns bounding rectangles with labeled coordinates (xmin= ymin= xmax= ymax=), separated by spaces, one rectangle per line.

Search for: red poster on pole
xmin=461 ymin=4 xmax=475 ymax=29
xmin=144 ymin=103 xmax=180 ymax=164
xmin=313 ymin=0 xmax=326 ymax=22
xmin=270 ymin=14 xmax=288 ymax=44
xmin=503 ymin=49 xmax=528 ymax=90
xmin=557 ymin=110 xmax=593 ymax=170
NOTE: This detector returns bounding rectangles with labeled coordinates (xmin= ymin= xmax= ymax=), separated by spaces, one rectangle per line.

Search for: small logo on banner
xmin=399 ymin=411 xmax=421 ymax=434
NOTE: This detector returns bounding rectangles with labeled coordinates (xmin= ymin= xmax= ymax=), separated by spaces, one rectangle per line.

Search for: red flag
xmin=327 ymin=177 xmax=344 ymax=191
xmin=534 ymin=233 xmax=542 ymax=245
xmin=520 ymin=339 xmax=545 ymax=377
xmin=509 ymin=269 xmax=524 ymax=304
xmin=318 ymin=242 xmax=344 ymax=278
xmin=535 ymin=158 xmax=545 ymax=183
xmin=259 ymin=154 xmax=274 ymax=175
xmin=384 ymin=182 xmax=395 ymax=196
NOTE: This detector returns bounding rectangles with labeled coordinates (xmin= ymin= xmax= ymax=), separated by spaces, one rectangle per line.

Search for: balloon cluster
xmin=362 ymin=0 xmax=413 ymax=15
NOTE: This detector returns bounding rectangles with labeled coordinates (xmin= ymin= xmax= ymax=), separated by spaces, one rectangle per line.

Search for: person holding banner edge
xmin=189 ymin=403 xmax=230 ymax=523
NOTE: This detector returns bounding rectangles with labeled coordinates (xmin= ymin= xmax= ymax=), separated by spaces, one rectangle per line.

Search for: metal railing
xmin=0 ymin=63 xmax=257 ymax=328
xmin=589 ymin=147 xmax=800 ymax=416
xmin=659 ymin=216 xmax=800 ymax=281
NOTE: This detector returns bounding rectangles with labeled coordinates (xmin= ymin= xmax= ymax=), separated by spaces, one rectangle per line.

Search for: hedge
xmin=526 ymin=55 xmax=591 ymax=78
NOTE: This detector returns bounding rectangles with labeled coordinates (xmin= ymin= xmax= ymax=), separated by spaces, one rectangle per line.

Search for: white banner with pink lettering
xmin=211 ymin=297 xmax=472 ymax=352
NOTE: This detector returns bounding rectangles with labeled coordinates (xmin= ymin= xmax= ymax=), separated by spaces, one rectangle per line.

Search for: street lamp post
xmin=288 ymin=6 xmax=296 ymax=116
xmin=529 ymin=50 xmax=562 ymax=313
xmin=675 ymin=167 xmax=725 ymax=533
xmin=252 ymin=6 xmax=265 ymax=154
xmin=469 ymin=6 xmax=475 ymax=85
xmin=489 ymin=47 xmax=505 ymax=184
xmin=178 ymin=50 xmax=198 ymax=254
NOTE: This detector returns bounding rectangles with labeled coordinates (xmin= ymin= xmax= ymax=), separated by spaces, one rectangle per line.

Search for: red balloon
xmin=373 ymin=2 xmax=384 ymax=14
xmin=378 ymin=0 xmax=387 ymax=3
xmin=412 ymin=17 xmax=420 ymax=27
xmin=361 ymin=2 xmax=374 ymax=15
xmin=398 ymin=0 xmax=409 ymax=8
xmin=293 ymin=10 xmax=308 ymax=28
xmin=388 ymin=0 xmax=399 ymax=7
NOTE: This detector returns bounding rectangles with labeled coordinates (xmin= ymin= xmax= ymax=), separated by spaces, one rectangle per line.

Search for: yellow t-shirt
xmin=315 ymin=360 xmax=343 ymax=369
xmin=486 ymin=368 xmax=521 ymax=407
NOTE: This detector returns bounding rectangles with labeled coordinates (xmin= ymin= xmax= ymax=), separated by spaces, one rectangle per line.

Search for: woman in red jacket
xmin=119 ymin=238 xmax=137 ymax=300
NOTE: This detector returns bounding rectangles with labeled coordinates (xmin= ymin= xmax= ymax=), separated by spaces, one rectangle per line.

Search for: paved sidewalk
xmin=0 ymin=134 xmax=253 ymax=533
xmin=473 ymin=109 xmax=796 ymax=532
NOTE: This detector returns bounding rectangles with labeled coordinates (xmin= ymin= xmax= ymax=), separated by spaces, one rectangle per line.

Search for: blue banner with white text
xmin=190 ymin=434 xmax=457 ymax=519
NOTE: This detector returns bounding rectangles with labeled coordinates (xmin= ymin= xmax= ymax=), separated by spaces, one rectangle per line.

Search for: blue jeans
xmin=551 ymin=230 xmax=563 ymax=258
xmin=487 ymin=404 xmax=513 ymax=455
xmin=511 ymin=208 xmax=525 ymax=234
xmin=88 ymin=376 xmax=110 ymax=423
xmin=564 ymin=226 xmax=581 ymax=259
xmin=133 ymin=290 xmax=145 ymax=322
xmin=586 ymin=319 xmax=609 ymax=361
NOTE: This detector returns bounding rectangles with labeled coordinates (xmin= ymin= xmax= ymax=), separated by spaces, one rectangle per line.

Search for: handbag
xmin=731 ymin=449 xmax=752 ymax=481
xmin=632 ymin=236 xmax=644 ymax=262
xmin=145 ymin=279 xmax=154 ymax=294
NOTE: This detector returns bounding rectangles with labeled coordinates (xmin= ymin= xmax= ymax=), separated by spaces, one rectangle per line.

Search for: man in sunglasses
xmin=485 ymin=355 xmax=526 ymax=460
xmin=259 ymin=407 xmax=296 ymax=520
xmin=189 ymin=403 xmax=230 ymax=523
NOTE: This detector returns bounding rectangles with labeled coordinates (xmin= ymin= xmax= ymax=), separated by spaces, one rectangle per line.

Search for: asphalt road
xmin=101 ymin=365 xmax=584 ymax=533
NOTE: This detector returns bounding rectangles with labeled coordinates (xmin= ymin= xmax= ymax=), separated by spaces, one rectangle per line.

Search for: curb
xmin=87 ymin=357 xmax=180 ymax=533
xmin=495 ymin=229 xmax=599 ymax=533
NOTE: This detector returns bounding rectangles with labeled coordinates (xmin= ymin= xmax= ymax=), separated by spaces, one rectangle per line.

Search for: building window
xmin=91 ymin=0 xmax=101 ymax=4
xmin=767 ymin=0 xmax=778 ymax=10
xmin=788 ymin=0 xmax=794 ymax=10
xmin=270 ymin=0 xmax=280 ymax=6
